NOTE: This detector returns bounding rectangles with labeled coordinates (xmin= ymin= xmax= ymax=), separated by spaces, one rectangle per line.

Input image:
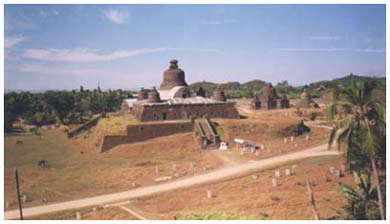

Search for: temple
xmin=296 ymin=88 xmax=319 ymax=108
xmin=123 ymin=60 xmax=240 ymax=122
xmin=251 ymin=83 xmax=290 ymax=110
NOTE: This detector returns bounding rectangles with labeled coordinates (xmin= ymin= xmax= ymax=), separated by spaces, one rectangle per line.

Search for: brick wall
xmin=101 ymin=121 xmax=193 ymax=152
xmin=132 ymin=103 xmax=239 ymax=122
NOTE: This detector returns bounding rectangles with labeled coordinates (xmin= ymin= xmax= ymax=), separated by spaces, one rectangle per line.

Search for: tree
xmin=335 ymin=171 xmax=382 ymax=220
xmin=44 ymin=91 xmax=75 ymax=124
xmin=328 ymin=81 xmax=386 ymax=220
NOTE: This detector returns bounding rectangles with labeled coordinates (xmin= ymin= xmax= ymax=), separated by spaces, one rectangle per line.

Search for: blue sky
xmin=4 ymin=4 xmax=386 ymax=91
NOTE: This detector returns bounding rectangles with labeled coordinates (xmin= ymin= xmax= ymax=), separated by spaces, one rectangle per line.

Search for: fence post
xmin=15 ymin=168 xmax=23 ymax=220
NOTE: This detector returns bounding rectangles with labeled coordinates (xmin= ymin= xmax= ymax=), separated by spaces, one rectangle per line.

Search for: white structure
xmin=207 ymin=190 xmax=214 ymax=198
xmin=272 ymin=178 xmax=278 ymax=187
xmin=219 ymin=142 xmax=228 ymax=150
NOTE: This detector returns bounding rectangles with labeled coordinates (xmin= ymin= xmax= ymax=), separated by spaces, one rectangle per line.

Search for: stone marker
xmin=155 ymin=176 xmax=172 ymax=182
xmin=334 ymin=169 xmax=341 ymax=178
xmin=285 ymin=168 xmax=292 ymax=176
xmin=132 ymin=182 xmax=138 ymax=188
xmin=22 ymin=194 xmax=30 ymax=203
xmin=189 ymin=162 xmax=195 ymax=170
xmin=155 ymin=166 xmax=160 ymax=173
xmin=252 ymin=175 xmax=259 ymax=180
xmin=207 ymin=190 xmax=213 ymax=198
xmin=329 ymin=166 xmax=335 ymax=174
xmin=255 ymin=151 xmax=259 ymax=157
xmin=284 ymin=138 xmax=288 ymax=143
xmin=340 ymin=164 xmax=346 ymax=172
xmin=274 ymin=170 xmax=280 ymax=178
xmin=305 ymin=135 xmax=310 ymax=141
xmin=272 ymin=178 xmax=278 ymax=187
xmin=76 ymin=211 xmax=81 ymax=220
xmin=290 ymin=136 xmax=294 ymax=141
xmin=260 ymin=144 xmax=265 ymax=150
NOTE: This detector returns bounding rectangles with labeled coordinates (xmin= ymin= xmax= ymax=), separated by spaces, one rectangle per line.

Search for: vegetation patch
xmin=277 ymin=120 xmax=310 ymax=137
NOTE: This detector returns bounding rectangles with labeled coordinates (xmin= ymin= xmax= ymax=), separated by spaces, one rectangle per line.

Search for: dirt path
xmin=5 ymin=144 xmax=341 ymax=220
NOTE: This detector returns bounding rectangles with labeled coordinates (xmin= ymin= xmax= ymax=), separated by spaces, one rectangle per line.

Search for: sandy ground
xmin=131 ymin=155 xmax=352 ymax=220
xmin=5 ymin=143 xmax=341 ymax=219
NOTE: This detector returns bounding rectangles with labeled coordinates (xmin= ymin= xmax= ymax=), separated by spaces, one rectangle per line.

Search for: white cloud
xmin=5 ymin=35 xmax=27 ymax=48
xmin=355 ymin=49 xmax=386 ymax=53
xmin=309 ymin=36 xmax=342 ymax=41
xmin=18 ymin=64 xmax=104 ymax=76
xmin=37 ymin=9 xmax=60 ymax=18
xmin=198 ymin=19 xmax=236 ymax=25
xmin=278 ymin=48 xmax=385 ymax=53
xmin=278 ymin=48 xmax=345 ymax=52
xmin=22 ymin=47 xmax=220 ymax=63
xmin=309 ymin=36 xmax=341 ymax=41
xmin=22 ymin=48 xmax=169 ymax=63
xmin=104 ymin=9 xmax=129 ymax=24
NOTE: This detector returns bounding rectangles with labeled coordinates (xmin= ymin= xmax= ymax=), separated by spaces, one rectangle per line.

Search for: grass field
xmin=29 ymin=155 xmax=352 ymax=220
xmin=129 ymin=155 xmax=352 ymax=220
xmin=5 ymin=101 xmax=340 ymax=219
xmin=4 ymin=118 xmax=222 ymax=210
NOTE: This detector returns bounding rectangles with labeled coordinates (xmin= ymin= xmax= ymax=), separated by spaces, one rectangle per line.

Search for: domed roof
xmin=137 ymin=88 xmax=147 ymax=100
xmin=148 ymin=86 xmax=161 ymax=103
xmin=301 ymin=89 xmax=311 ymax=99
xmin=261 ymin=83 xmax=278 ymax=100
xmin=213 ymin=85 xmax=226 ymax=102
xmin=159 ymin=59 xmax=188 ymax=90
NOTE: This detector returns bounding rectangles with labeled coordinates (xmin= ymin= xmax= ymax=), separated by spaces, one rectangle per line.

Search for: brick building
xmin=251 ymin=83 xmax=290 ymax=110
xmin=124 ymin=60 xmax=240 ymax=122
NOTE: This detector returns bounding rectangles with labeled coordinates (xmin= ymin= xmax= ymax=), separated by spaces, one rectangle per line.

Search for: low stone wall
xmin=101 ymin=121 xmax=193 ymax=152
xmin=67 ymin=115 xmax=101 ymax=138
xmin=100 ymin=135 xmax=130 ymax=152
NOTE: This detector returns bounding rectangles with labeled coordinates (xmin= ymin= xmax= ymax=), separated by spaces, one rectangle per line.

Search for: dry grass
xmin=5 ymin=100 xmax=340 ymax=220
xmin=129 ymin=156 xmax=353 ymax=220
xmin=4 ymin=125 xmax=221 ymax=211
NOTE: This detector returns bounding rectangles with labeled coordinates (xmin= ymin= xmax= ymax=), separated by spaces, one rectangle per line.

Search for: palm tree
xmin=328 ymin=81 xmax=386 ymax=220
xmin=335 ymin=171 xmax=381 ymax=219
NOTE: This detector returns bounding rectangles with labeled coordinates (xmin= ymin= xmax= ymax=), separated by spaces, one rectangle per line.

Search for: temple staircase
xmin=193 ymin=117 xmax=221 ymax=149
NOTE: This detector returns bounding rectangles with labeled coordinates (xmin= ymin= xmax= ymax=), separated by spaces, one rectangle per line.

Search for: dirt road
xmin=5 ymin=144 xmax=340 ymax=219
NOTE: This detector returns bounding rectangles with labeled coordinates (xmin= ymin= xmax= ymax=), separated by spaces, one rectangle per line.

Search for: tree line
xmin=5 ymin=86 xmax=133 ymax=132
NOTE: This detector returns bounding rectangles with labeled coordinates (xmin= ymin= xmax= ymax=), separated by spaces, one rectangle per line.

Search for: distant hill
xmin=190 ymin=74 xmax=385 ymax=99
xmin=305 ymin=74 xmax=386 ymax=90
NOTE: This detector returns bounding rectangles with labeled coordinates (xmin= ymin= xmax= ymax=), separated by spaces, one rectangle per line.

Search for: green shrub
xmin=309 ymin=112 xmax=318 ymax=121
xmin=278 ymin=120 xmax=311 ymax=137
